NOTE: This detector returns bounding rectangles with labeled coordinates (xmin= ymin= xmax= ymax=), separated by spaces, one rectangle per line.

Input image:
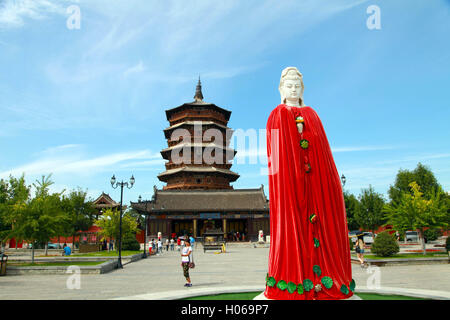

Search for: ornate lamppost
xmin=110 ymin=174 xmax=135 ymax=269
xmin=138 ymin=195 xmax=149 ymax=259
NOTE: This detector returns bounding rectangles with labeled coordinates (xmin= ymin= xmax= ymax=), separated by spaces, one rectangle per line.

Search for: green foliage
xmin=121 ymin=234 xmax=140 ymax=251
xmin=60 ymin=188 xmax=96 ymax=239
xmin=0 ymin=175 xmax=31 ymax=242
xmin=388 ymin=163 xmax=441 ymax=204
xmin=371 ymin=231 xmax=400 ymax=257
xmin=384 ymin=182 xmax=448 ymax=254
xmin=11 ymin=181 xmax=67 ymax=244
xmin=349 ymin=237 xmax=354 ymax=251
xmin=95 ymin=209 xmax=138 ymax=243
xmin=446 ymin=236 xmax=450 ymax=253
xmin=7 ymin=175 xmax=69 ymax=261
xmin=344 ymin=191 xmax=360 ymax=230
xmin=423 ymin=228 xmax=442 ymax=242
xmin=355 ymin=185 xmax=386 ymax=233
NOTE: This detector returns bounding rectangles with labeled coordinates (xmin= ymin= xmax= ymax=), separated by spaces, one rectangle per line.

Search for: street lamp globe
xmin=341 ymin=174 xmax=346 ymax=187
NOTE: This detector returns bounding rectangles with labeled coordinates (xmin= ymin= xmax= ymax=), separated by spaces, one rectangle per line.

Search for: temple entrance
xmin=226 ymin=219 xmax=248 ymax=241
xmin=172 ymin=220 xmax=193 ymax=237
xmin=198 ymin=219 xmax=223 ymax=237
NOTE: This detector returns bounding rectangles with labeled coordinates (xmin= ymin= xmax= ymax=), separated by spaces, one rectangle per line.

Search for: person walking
xmin=170 ymin=238 xmax=175 ymax=251
xmin=165 ymin=239 xmax=170 ymax=251
xmin=177 ymin=237 xmax=181 ymax=251
xmin=151 ymin=239 xmax=156 ymax=254
xmin=355 ymin=233 xmax=367 ymax=268
xmin=181 ymin=239 xmax=193 ymax=287
xmin=157 ymin=238 xmax=163 ymax=254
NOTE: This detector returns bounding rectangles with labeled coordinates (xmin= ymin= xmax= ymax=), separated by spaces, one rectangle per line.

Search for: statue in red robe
xmin=264 ymin=67 xmax=353 ymax=300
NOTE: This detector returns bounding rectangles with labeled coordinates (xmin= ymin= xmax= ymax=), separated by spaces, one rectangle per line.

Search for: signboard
xmin=200 ymin=213 xmax=221 ymax=219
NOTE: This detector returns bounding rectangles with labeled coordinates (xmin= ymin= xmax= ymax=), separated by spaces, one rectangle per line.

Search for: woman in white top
xmin=181 ymin=239 xmax=193 ymax=287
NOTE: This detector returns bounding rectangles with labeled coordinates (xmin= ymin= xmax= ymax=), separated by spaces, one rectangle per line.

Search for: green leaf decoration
xmin=297 ymin=283 xmax=304 ymax=295
xmin=321 ymin=276 xmax=333 ymax=289
xmin=313 ymin=265 xmax=322 ymax=277
xmin=287 ymin=282 xmax=297 ymax=294
xmin=340 ymin=284 xmax=349 ymax=295
xmin=314 ymin=238 xmax=320 ymax=248
xmin=349 ymin=279 xmax=356 ymax=292
xmin=305 ymin=163 xmax=311 ymax=173
xmin=277 ymin=280 xmax=288 ymax=291
xmin=309 ymin=213 xmax=317 ymax=224
xmin=266 ymin=277 xmax=276 ymax=288
xmin=300 ymin=139 xmax=309 ymax=149
xmin=303 ymin=279 xmax=314 ymax=292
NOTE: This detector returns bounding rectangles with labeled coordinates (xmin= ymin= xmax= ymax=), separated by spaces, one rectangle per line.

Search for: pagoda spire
xmin=194 ymin=76 xmax=204 ymax=102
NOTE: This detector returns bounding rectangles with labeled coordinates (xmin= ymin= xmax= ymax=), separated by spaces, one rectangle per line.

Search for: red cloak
xmin=264 ymin=104 xmax=353 ymax=300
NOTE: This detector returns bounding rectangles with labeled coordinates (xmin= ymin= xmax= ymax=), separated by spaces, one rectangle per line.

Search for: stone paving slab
xmin=0 ymin=246 xmax=449 ymax=300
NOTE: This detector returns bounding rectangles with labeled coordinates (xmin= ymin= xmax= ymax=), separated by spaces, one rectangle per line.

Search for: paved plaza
xmin=1 ymin=244 xmax=449 ymax=300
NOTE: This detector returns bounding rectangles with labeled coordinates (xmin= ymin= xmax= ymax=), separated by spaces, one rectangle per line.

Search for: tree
xmin=60 ymin=188 xmax=96 ymax=248
xmin=0 ymin=179 xmax=11 ymax=250
xmin=388 ymin=163 xmax=441 ymax=204
xmin=95 ymin=208 xmax=138 ymax=249
xmin=0 ymin=175 xmax=31 ymax=249
xmin=344 ymin=191 xmax=360 ymax=231
xmin=384 ymin=182 xmax=449 ymax=255
xmin=355 ymin=185 xmax=385 ymax=234
xmin=7 ymin=175 xmax=68 ymax=261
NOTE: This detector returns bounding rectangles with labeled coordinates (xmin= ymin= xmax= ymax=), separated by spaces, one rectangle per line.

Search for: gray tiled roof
xmin=131 ymin=186 xmax=269 ymax=213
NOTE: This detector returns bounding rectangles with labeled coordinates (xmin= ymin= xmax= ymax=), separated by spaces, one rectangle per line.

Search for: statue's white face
xmin=281 ymin=79 xmax=301 ymax=104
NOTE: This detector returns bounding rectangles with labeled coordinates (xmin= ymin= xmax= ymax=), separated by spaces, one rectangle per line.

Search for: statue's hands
xmin=297 ymin=123 xmax=303 ymax=134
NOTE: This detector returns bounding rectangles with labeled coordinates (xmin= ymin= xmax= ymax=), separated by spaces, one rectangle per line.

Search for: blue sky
xmin=0 ymin=0 xmax=449 ymax=205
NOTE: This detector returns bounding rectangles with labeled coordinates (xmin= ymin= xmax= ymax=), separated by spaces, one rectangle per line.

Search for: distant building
xmin=93 ymin=192 xmax=123 ymax=219
xmin=131 ymin=79 xmax=269 ymax=241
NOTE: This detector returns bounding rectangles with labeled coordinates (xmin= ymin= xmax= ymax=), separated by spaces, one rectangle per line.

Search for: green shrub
xmin=423 ymin=229 xmax=442 ymax=242
xmin=371 ymin=231 xmax=400 ymax=257
xmin=349 ymin=238 xmax=354 ymax=251
xmin=446 ymin=236 xmax=450 ymax=253
xmin=121 ymin=235 xmax=140 ymax=251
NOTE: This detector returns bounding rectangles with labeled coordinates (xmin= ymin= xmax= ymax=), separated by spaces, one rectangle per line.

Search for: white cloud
xmin=0 ymin=0 xmax=66 ymax=28
xmin=332 ymin=146 xmax=396 ymax=152
xmin=0 ymin=145 xmax=162 ymax=178
xmin=123 ymin=61 xmax=145 ymax=77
